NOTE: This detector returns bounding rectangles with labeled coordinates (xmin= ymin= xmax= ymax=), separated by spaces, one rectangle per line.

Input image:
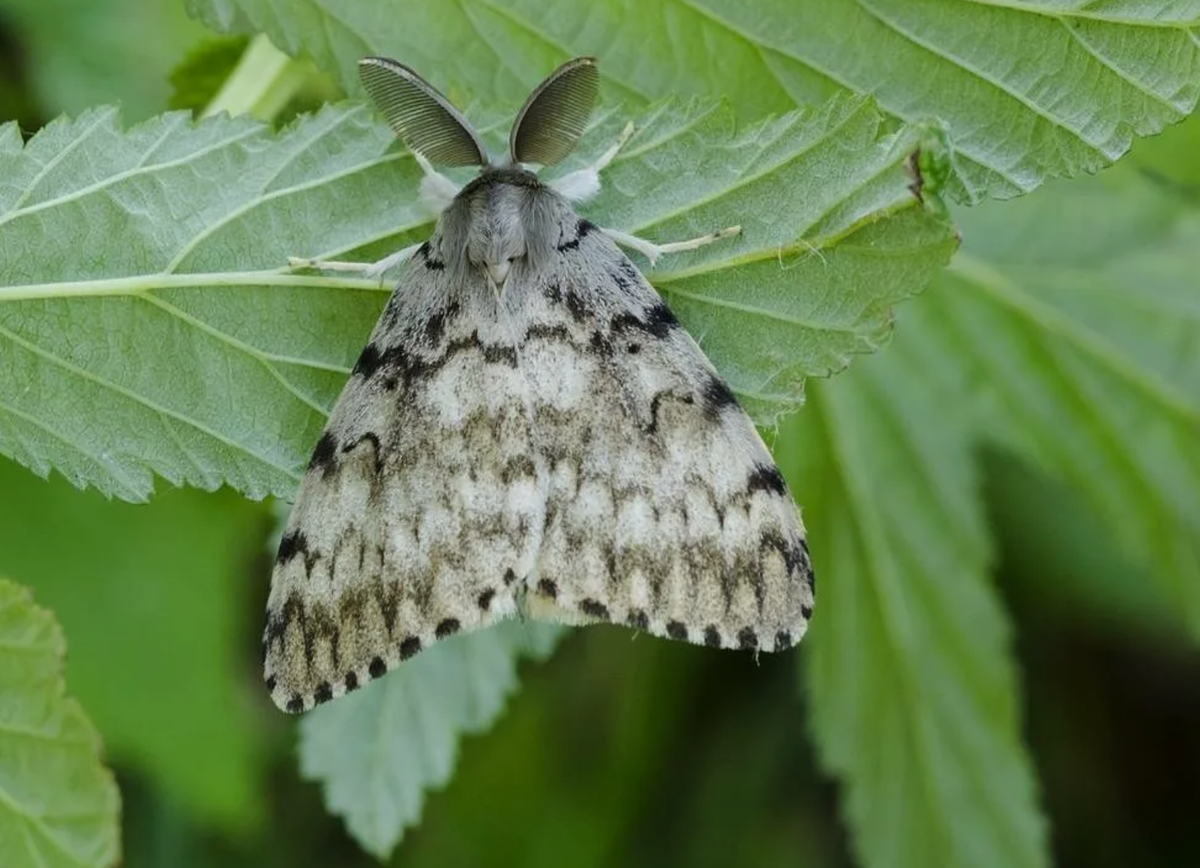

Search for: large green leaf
xmin=0 ymin=577 xmax=120 ymax=868
xmin=777 ymin=116 xmax=1200 ymax=868
xmin=925 ymin=164 xmax=1200 ymax=635
xmin=0 ymin=458 xmax=268 ymax=830
xmin=298 ymin=620 xmax=563 ymax=859
xmin=782 ymin=351 xmax=1047 ymax=868
xmin=186 ymin=0 xmax=1200 ymax=201
xmin=0 ymin=97 xmax=953 ymax=499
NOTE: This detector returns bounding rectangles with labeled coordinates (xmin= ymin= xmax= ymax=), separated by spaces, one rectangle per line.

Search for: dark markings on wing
xmin=276 ymin=530 xmax=316 ymax=571
xmin=353 ymin=343 xmax=383 ymax=378
xmin=580 ymin=599 xmax=609 ymax=619
xmin=746 ymin=463 xmax=787 ymax=497
xmin=423 ymin=301 xmax=459 ymax=345
xmin=416 ymin=241 xmax=445 ymax=270
xmin=307 ymin=431 xmax=339 ymax=476
xmin=699 ymin=374 xmax=737 ymax=418
xmin=610 ymin=301 xmax=679 ymax=339
xmin=555 ymin=218 xmax=596 ymax=252
xmin=352 ymin=329 xmax=520 ymax=391
xmin=543 ymin=281 xmax=592 ymax=322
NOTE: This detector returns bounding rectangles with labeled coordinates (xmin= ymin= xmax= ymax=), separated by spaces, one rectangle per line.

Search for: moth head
xmin=462 ymin=173 xmax=534 ymax=287
xmin=358 ymin=56 xmax=600 ymax=286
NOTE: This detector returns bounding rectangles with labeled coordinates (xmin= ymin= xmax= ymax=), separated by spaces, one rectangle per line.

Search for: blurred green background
xmin=2 ymin=1 xmax=1200 ymax=866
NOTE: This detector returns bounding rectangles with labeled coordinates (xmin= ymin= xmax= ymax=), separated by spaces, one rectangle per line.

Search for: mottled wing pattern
xmin=264 ymin=241 xmax=543 ymax=713
xmin=516 ymin=218 xmax=815 ymax=653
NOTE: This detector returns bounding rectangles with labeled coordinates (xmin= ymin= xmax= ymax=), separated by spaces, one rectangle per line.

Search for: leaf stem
xmin=0 ymin=272 xmax=385 ymax=301
xmin=202 ymin=35 xmax=307 ymax=121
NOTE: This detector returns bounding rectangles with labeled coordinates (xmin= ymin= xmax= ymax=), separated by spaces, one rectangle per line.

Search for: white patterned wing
xmin=264 ymin=242 xmax=543 ymax=713
xmin=515 ymin=220 xmax=815 ymax=652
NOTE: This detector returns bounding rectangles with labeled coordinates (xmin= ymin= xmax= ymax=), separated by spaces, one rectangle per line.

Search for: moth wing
xmin=264 ymin=248 xmax=542 ymax=713
xmin=520 ymin=222 xmax=814 ymax=653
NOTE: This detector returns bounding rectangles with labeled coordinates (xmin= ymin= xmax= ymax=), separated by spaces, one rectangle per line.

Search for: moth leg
xmin=601 ymin=224 xmax=742 ymax=267
xmin=287 ymin=242 xmax=423 ymax=278
xmin=550 ymin=120 xmax=634 ymax=203
xmin=287 ymin=152 xmax=457 ymax=278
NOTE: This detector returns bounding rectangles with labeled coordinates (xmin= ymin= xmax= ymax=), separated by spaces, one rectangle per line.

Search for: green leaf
xmin=780 ymin=119 xmax=1200 ymax=868
xmin=168 ymin=35 xmax=251 ymax=114
xmin=0 ymin=458 xmax=268 ymax=830
xmin=922 ymin=165 xmax=1200 ymax=635
xmin=781 ymin=350 xmax=1048 ymax=868
xmin=187 ymin=0 xmax=1200 ymax=201
xmin=0 ymin=97 xmax=952 ymax=498
xmin=1129 ymin=109 xmax=1200 ymax=188
xmin=1 ymin=0 xmax=209 ymax=121
xmin=298 ymin=620 xmax=563 ymax=859
xmin=0 ymin=577 xmax=120 ymax=868
xmin=983 ymin=450 xmax=1183 ymax=642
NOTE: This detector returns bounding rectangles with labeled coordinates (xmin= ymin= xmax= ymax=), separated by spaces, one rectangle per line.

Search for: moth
xmin=264 ymin=56 xmax=815 ymax=713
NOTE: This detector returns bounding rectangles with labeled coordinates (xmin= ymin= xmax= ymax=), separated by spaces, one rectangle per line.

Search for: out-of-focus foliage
xmin=0 ymin=577 xmax=120 ymax=868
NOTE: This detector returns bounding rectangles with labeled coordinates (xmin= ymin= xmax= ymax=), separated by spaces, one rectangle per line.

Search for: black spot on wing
xmin=353 ymin=343 xmax=383 ymax=378
xmin=627 ymin=609 xmax=649 ymax=630
xmin=747 ymin=463 xmax=787 ymax=497
xmin=544 ymin=281 xmax=592 ymax=322
xmin=478 ymin=589 xmax=496 ymax=610
xmin=703 ymin=626 xmax=721 ymax=648
xmin=286 ymin=695 xmax=304 ymax=714
xmin=417 ymin=241 xmax=444 ymax=270
xmin=276 ymin=530 xmax=311 ymax=568
xmin=481 ymin=342 xmax=518 ymax=367
xmin=538 ymin=579 xmax=558 ymax=599
xmin=524 ymin=323 xmax=574 ymax=343
xmin=307 ymin=431 xmax=338 ymax=475
xmin=580 ymin=599 xmax=609 ymax=619
xmin=775 ymin=630 xmax=793 ymax=651
xmin=611 ymin=301 xmax=680 ymax=340
xmin=589 ymin=330 xmax=613 ymax=356
xmin=435 ymin=619 xmax=461 ymax=639
xmin=666 ymin=620 xmax=687 ymax=640
xmin=314 ymin=682 xmax=333 ymax=705
xmin=368 ymin=656 xmax=386 ymax=679
xmin=737 ymin=628 xmax=758 ymax=650
xmin=556 ymin=219 xmax=596 ymax=252
xmin=423 ymin=301 xmax=459 ymax=346
xmin=344 ymin=671 xmax=360 ymax=692
xmin=400 ymin=636 xmax=423 ymax=659
xmin=700 ymin=374 xmax=737 ymax=418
